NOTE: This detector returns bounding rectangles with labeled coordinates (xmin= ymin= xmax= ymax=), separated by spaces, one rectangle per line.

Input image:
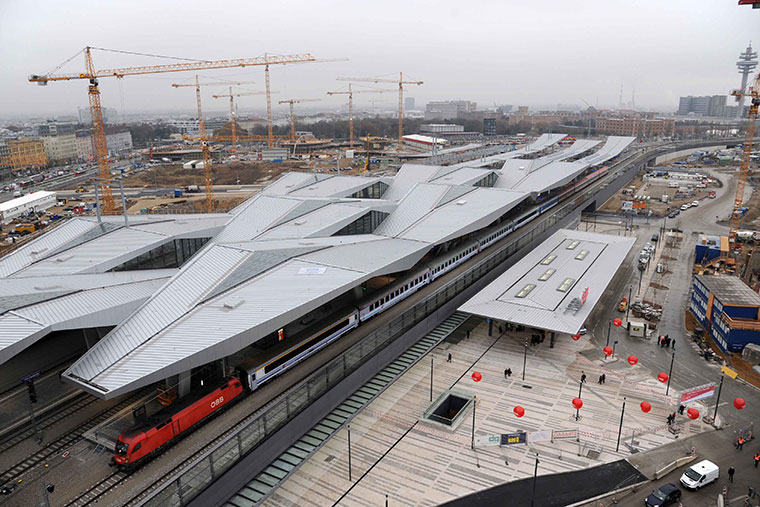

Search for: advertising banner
xmin=528 ymin=430 xmax=552 ymax=443
xmin=500 ymin=432 xmax=527 ymax=446
xmin=474 ymin=435 xmax=501 ymax=448
xmin=679 ymin=382 xmax=716 ymax=404
xmin=552 ymin=429 xmax=579 ymax=441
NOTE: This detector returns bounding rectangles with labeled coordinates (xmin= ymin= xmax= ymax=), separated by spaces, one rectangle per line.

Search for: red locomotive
xmin=113 ymin=378 xmax=244 ymax=469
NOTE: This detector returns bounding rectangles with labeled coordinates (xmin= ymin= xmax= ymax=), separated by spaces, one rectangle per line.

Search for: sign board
xmin=277 ymin=328 xmax=285 ymax=342
xmin=679 ymin=382 xmax=716 ymax=404
xmin=474 ymin=435 xmax=501 ymax=448
xmin=621 ymin=201 xmax=634 ymax=211
xmin=21 ymin=371 xmax=40 ymax=384
xmin=720 ymin=366 xmax=738 ymax=379
xmin=528 ymin=430 xmax=552 ymax=443
xmin=552 ymin=429 xmax=579 ymax=441
xmin=500 ymin=432 xmax=527 ymax=446
xmin=580 ymin=287 xmax=589 ymax=305
xmin=633 ymin=201 xmax=647 ymax=210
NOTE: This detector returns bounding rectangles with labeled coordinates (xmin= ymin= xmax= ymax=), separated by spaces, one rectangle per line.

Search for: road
xmin=586 ymin=167 xmax=760 ymax=506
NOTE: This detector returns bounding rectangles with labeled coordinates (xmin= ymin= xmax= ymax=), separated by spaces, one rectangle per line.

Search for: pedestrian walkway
xmin=262 ymin=318 xmax=714 ymax=507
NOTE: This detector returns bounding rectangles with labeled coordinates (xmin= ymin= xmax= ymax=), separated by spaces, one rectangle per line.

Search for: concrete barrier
xmin=565 ymin=480 xmax=649 ymax=507
xmin=653 ymin=454 xmax=697 ymax=479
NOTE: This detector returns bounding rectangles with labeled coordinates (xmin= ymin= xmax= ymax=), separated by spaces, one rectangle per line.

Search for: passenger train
xmin=113 ymin=165 xmax=612 ymax=469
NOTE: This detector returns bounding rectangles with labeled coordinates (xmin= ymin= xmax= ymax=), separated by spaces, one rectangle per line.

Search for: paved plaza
xmin=264 ymin=318 xmax=714 ymax=507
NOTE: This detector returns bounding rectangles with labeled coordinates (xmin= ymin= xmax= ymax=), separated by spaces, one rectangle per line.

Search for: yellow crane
xmin=213 ymin=87 xmax=272 ymax=151
xmin=337 ymin=73 xmax=423 ymax=150
xmin=327 ymin=84 xmax=393 ymax=147
xmin=171 ymin=78 xmax=255 ymax=210
xmin=729 ymin=73 xmax=760 ymax=252
xmin=29 ymin=47 xmax=316 ymax=213
xmin=278 ymin=98 xmax=321 ymax=141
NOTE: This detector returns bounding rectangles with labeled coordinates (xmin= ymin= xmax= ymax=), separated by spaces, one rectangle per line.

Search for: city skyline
xmin=1 ymin=0 xmax=757 ymax=119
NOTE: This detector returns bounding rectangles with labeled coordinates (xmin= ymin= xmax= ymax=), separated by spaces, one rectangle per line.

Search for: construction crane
xmin=278 ymin=98 xmax=321 ymax=141
xmin=337 ymin=73 xmax=423 ymax=150
xmin=29 ymin=47 xmax=316 ymax=213
xmin=327 ymin=84 xmax=393 ymax=147
xmin=729 ymin=73 xmax=760 ymax=252
xmin=212 ymin=87 xmax=271 ymax=151
xmin=171 ymin=78 xmax=258 ymax=210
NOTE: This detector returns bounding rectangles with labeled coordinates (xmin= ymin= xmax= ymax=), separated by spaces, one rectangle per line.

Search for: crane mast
xmin=730 ymin=74 xmax=760 ymax=250
xmin=30 ymin=47 xmax=316 ymax=213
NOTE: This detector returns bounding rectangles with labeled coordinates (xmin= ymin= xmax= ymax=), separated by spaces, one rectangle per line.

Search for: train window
xmin=115 ymin=440 xmax=128 ymax=456
xmin=133 ymin=442 xmax=142 ymax=452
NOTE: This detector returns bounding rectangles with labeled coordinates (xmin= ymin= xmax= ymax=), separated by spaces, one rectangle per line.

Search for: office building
xmin=404 ymin=97 xmax=415 ymax=111
xmin=483 ymin=118 xmax=497 ymax=136
xmin=424 ymin=101 xmax=477 ymax=120
xmin=420 ymin=124 xmax=465 ymax=133
xmin=4 ymin=138 xmax=48 ymax=171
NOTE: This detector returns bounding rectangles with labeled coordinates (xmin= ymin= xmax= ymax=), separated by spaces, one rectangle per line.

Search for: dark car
xmin=645 ymin=483 xmax=681 ymax=506
xmin=651 ymin=233 xmax=659 ymax=242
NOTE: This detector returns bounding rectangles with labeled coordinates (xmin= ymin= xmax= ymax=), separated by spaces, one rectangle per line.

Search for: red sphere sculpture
xmin=640 ymin=401 xmax=651 ymax=413
xmin=572 ymin=333 xmax=581 ymax=341
xmin=686 ymin=407 xmax=700 ymax=420
xmin=514 ymin=406 xmax=525 ymax=418
xmin=603 ymin=346 xmax=613 ymax=356
xmin=472 ymin=371 xmax=482 ymax=382
xmin=627 ymin=355 xmax=638 ymax=365
xmin=572 ymin=397 xmax=583 ymax=409
xmin=613 ymin=318 xmax=623 ymax=327
xmin=734 ymin=398 xmax=746 ymax=410
xmin=657 ymin=372 xmax=669 ymax=383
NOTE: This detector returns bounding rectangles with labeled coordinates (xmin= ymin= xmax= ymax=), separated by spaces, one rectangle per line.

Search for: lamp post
xmin=575 ymin=380 xmax=583 ymax=421
xmin=713 ymin=374 xmax=725 ymax=421
xmin=606 ymin=320 xmax=612 ymax=347
xmin=666 ymin=350 xmax=675 ymax=396
xmin=626 ymin=284 xmax=633 ymax=321
xmin=530 ymin=455 xmax=540 ymax=507
xmin=347 ymin=424 xmax=352 ymax=482
xmin=430 ymin=355 xmax=433 ymax=402
xmin=616 ymin=397 xmax=627 ymax=452
xmin=471 ymin=396 xmax=477 ymax=450
xmin=522 ymin=339 xmax=528 ymax=381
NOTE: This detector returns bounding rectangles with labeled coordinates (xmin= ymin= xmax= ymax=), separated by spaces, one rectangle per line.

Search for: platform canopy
xmin=459 ymin=229 xmax=635 ymax=335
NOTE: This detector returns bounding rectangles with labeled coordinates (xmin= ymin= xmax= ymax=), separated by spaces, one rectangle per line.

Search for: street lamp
xmin=522 ymin=340 xmax=529 ymax=381
xmin=530 ymin=455 xmax=540 ymax=507
xmin=666 ymin=350 xmax=675 ymax=396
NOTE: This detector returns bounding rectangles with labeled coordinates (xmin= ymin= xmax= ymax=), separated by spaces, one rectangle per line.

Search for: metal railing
xmin=138 ymin=151 xmax=646 ymax=507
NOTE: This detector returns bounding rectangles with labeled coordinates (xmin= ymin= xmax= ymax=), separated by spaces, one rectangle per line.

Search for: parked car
xmin=680 ymin=460 xmax=719 ymax=490
xmin=680 ymin=204 xmax=689 ymax=211
xmin=645 ymin=483 xmax=682 ymax=506
xmin=651 ymin=233 xmax=659 ymax=242
xmin=691 ymin=200 xmax=700 ymax=207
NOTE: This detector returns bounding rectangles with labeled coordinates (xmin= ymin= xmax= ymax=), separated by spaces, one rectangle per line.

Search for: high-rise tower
xmin=735 ymin=43 xmax=758 ymax=119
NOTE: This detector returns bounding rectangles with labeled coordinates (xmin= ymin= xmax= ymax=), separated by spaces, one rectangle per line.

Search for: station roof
xmin=459 ymin=229 xmax=635 ymax=335
xmin=0 ymin=270 xmax=173 ymax=364
xmin=450 ymin=133 xmax=568 ymax=169
xmin=3 ymin=134 xmax=624 ymax=399
xmin=493 ymin=136 xmax=635 ymax=195
xmin=0 ymin=214 xmax=228 ymax=278
xmin=696 ymin=274 xmax=760 ymax=307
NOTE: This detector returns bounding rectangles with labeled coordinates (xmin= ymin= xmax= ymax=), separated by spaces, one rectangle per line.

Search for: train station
xmin=1 ymin=133 xmax=743 ymax=507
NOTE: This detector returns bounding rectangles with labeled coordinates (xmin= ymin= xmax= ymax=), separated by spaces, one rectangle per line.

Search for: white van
xmin=680 ymin=460 xmax=719 ymax=490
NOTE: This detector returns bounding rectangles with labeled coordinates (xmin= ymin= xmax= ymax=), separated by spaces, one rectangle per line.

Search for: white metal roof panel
xmin=374 ymin=184 xmax=449 ymax=237
xmin=66 ymin=243 xmax=250 ymax=382
xmin=0 ymin=218 xmax=98 ymax=277
xmin=0 ymin=313 xmax=47 ymax=363
xmin=459 ymin=230 xmax=635 ymax=334
xmin=76 ymin=258 xmax=366 ymax=396
xmin=287 ymin=175 xmax=383 ymax=198
xmin=430 ymin=167 xmax=496 ymax=186
xmin=16 ymin=226 xmax=170 ymax=276
xmin=382 ymin=164 xmax=442 ymax=201
xmin=213 ymin=195 xmax=304 ymax=243
xmin=256 ymin=203 xmax=370 ymax=240
xmin=261 ymin=172 xmax=332 ymax=196
xmin=299 ymin=237 xmax=428 ymax=274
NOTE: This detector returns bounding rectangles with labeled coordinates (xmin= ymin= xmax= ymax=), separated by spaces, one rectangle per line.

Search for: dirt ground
xmin=600 ymin=172 xmax=719 ymax=216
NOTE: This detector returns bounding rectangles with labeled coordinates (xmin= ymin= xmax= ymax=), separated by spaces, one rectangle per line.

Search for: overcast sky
xmin=1 ymin=0 xmax=757 ymax=119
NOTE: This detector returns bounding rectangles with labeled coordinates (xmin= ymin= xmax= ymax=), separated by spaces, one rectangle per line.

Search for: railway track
xmin=65 ymin=471 xmax=131 ymax=507
xmin=0 ymin=389 xmax=148 ymax=489
xmin=0 ymin=393 xmax=93 ymax=455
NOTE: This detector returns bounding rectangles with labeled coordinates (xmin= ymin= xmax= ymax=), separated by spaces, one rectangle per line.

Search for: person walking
xmin=678 ymin=404 xmax=685 ymax=415
xmin=754 ymin=452 xmax=759 ymax=468
xmin=728 ymin=466 xmax=735 ymax=483
xmin=601 ymin=373 xmax=606 ymax=384
xmin=505 ymin=368 xmax=512 ymax=378
xmin=581 ymin=371 xmax=587 ymax=384
xmin=737 ymin=437 xmax=745 ymax=450
xmin=466 ymin=330 xmax=470 ymax=340
xmin=671 ymin=338 xmax=676 ymax=350
xmin=598 ymin=374 xmax=603 ymax=384
xmin=447 ymin=352 xmax=452 ymax=363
